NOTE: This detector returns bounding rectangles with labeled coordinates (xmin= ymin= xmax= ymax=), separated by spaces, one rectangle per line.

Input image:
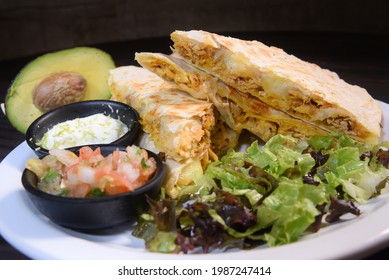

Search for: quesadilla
xmin=108 ymin=66 xmax=215 ymax=163
xmin=135 ymin=52 xmax=329 ymax=141
xmin=170 ymin=30 xmax=382 ymax=144
xmin=136 ymin=132 xmax=204 ymax=198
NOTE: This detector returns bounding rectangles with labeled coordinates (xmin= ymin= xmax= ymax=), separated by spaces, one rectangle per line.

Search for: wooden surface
xmin=0 ymin=32 xmax=389 ymax=259
xmin=0 ymin=0 xmax=389 ymax=60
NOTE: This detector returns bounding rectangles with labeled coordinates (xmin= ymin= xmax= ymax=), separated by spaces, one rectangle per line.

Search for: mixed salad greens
xmin=133 ymin=133 xmax=389 ymax=253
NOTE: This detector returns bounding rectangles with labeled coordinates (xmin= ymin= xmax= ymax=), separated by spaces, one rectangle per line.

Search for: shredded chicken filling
xmin=286 ymin=91 xmax=355 ymax=133
xmin=175 ymin=43 xmax=360 ymax=137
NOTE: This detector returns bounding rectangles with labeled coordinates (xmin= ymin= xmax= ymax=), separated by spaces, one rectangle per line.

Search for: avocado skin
xmin=5 ymin=47 xmax=116 ymax=134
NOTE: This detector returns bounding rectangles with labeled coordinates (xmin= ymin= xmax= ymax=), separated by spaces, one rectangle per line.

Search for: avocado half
xmin=5 ymin=47 xmax=116 ymax=134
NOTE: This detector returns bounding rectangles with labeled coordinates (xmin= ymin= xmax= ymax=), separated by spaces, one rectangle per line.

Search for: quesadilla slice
xmin=170 ymin=30 xmax=382 ymax=144
xmin=108 ymin=66 xmax=215 ymax=163
xmin=136 ymin=132 xmax=204 ymax=198
xmin=135 ymin=52 xmax=329 ymax=141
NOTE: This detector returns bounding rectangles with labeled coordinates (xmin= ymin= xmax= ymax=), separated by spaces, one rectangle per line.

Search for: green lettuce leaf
xmin=205 ymin=149 xmax=278 ymax=204
xmin=256 ymin=178 xmax=326 ymax=246
xmin=318 ymin=146 xmax=389 ymax=203
xmin=246 ymin=135 xmax=314 ymax=179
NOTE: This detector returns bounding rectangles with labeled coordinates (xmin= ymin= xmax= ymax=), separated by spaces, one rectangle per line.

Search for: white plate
xmin=1 ymin=101 xmax=389 ymax=260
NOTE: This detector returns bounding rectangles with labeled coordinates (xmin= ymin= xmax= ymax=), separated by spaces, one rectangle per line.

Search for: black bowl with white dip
xmin=26 ymin=100 xmax=140 ymax=157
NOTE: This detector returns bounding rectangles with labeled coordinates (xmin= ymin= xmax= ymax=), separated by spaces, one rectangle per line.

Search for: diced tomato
xmin=70 ymin=183 xmax=91 ymax=198
xmin=109 ymin=172 xmax=133 ymax=191
xmin=94 ymin=168 xmax=109 ymax=180
xmin=111 ymin=148 xmax=121 ymax=170
xmin=95 ymin=169 xmax=133 ymax=195
xmin=41 ymin=145 xmax=157 ymax=198
xmin=105 ymin=184 xmax=130 ymax=196
xmin=79 ymin=146 xmax=94 ymax=160
xmin=79 ymin=146 xmax=101 ymax=161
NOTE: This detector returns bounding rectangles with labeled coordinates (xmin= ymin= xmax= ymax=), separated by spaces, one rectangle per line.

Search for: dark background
xmin=1 ymin=0 xmax=389 ymax=260
xmin=0 ymin=0 xmax=388 ymax=60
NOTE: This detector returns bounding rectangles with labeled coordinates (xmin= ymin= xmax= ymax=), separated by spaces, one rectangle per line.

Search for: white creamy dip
xmin=37 ymin=113 xmax=129 ymax=149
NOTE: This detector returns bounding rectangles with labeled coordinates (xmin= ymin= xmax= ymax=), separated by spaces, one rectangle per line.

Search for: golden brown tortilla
xmin=135 ymin=52 xmax=329 ymax=142
xmin=108 ymin=65 xmax=215 ymax=163
xmin=170 ymin=30 xmax=382 ymax=144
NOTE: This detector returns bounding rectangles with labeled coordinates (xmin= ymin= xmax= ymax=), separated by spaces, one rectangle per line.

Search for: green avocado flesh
xmin=5 ymin=47 xmax=116 ymax=134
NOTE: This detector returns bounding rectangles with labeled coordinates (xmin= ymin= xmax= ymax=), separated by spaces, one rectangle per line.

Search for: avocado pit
xmin=33 ymin=71 xmax=87 ymax=112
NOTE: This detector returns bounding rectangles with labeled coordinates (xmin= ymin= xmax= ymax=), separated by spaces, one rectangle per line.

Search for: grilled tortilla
xmin=108 ymin=66 xmax=215 ymax=163
xmin=136 ymin=132 xmax=204 ymax=198
xmin=170 ymin=30 xmax=382 ymax=144
xmin=136 ymin=52 xmax=329 ymax=141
